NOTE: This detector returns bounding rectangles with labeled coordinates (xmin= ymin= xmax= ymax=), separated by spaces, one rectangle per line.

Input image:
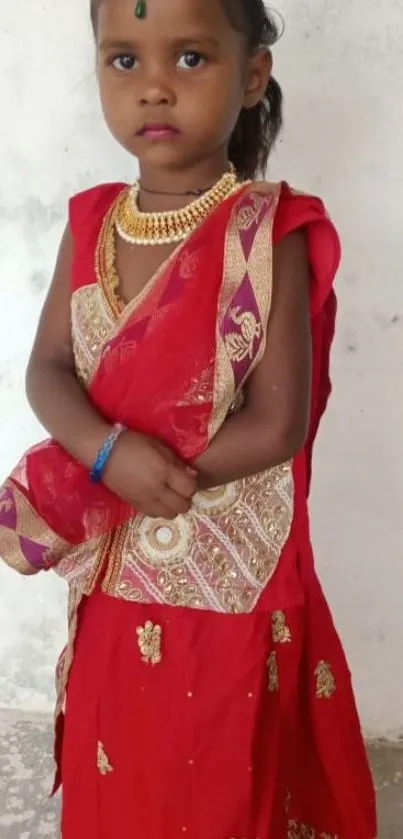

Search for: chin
xmin=133 ymin=148 xmax=194 ymax=172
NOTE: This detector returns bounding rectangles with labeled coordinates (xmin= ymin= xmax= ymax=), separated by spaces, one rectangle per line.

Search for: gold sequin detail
xmin=271 ymin=610 xmax=292 ymax=644
xmin=267 ymin=650 xmax=279 ymax=692
xmin=315 ymin=661 xmax=336 ymax=699
xmin=97 ymin=742 xmax=114 ymax=775
xmin=103 ymin=463 xmax=294 ymax=615
xmin=137 ymin=621 xmax=162 ymax=665
xmin=71 ymin=285 xmax=115 ymax=385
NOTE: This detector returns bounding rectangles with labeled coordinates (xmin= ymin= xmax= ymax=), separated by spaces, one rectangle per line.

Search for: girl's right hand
xmin=103 ymin=430 xmax=197 ymax=520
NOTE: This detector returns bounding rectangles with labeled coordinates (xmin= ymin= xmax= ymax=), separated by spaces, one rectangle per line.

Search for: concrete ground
xmin=0 ymin=710 xmax=402 ymax=838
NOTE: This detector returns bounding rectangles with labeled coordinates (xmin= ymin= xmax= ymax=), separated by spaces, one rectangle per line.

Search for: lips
xmin=137 ymin=123 xmax=179 ymax=139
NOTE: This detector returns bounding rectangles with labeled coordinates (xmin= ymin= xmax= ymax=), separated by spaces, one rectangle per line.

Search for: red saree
xmin=0 ymin=182 xmax=377 ymax=839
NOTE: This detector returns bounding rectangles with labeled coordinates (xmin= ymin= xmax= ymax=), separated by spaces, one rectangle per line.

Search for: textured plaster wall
xmin=0 ymin=0 xmax=402 ymax=737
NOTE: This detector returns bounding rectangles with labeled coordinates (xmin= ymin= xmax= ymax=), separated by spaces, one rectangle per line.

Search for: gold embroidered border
xmin=0 ymin=480 xmax=70 ymax=575
xmin=241 ymin=184 xmax=280 ymax=378
xmin=209 ymin=183 xmax=281 ymax=440
xmin=54 ymin=581 xmax=84 ymax=722
xmin=71 ymin=284 xmax=115 ymax=387
xmin=0 ymin=528 xmax=38 ymax=575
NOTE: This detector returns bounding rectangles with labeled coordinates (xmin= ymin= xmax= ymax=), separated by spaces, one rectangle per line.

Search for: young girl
xmin=0 ymin=0 xmax=377 ymax=837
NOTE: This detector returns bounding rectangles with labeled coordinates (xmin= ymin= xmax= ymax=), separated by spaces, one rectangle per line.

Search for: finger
xmin=167 ymin=465 xmax=197 ymax=499
xmin=160 ymin=486 xmax=192 ymax=516
xmin=138 ymin=502 xmax=177 ymax=521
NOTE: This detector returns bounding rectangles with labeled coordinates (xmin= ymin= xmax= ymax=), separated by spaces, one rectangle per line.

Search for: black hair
xmin=223 ymin=0 xmax=283 ymax=180
xmin=90 ymin=0 xmax=283 ymax=181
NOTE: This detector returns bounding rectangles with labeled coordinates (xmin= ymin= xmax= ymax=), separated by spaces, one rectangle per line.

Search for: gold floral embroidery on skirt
xmin=287 ymin=819 xmax=339 ymax=839
xmin=97 ymin=742 xmax=114 ymax=775
xmin=267 ymin=650 xmax=279 ymax=692
xmin=314 ymin=661 xmax=336 ymax=699
xmin=137 ymin=621 xmax=162 ymax=665
xmin=271 ymin=610 xmax=291 ymax=644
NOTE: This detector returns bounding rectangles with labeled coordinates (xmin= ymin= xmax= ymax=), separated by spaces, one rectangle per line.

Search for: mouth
xmin=137 ymin=123 xmax=180 ymax=140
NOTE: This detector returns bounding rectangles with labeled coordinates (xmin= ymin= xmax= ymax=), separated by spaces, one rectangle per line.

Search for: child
xmin=0 ymin=0 xmax=377 ymax=837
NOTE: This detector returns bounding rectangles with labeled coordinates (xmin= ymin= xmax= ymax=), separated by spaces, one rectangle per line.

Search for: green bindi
xmin=135 ymin=0 xmax=147 ymax=18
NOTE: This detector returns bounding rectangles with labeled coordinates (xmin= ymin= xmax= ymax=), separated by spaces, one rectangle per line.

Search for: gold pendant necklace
xmin=115 ymin=166 xmax=239 ymax=246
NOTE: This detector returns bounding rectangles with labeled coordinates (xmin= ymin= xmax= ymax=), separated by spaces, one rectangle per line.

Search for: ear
xmin=243 ymin=48 xmax=273 ymax=109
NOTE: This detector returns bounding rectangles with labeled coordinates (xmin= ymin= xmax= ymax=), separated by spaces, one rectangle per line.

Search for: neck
xmin=137 ymin=155 xmax=231 ymax=213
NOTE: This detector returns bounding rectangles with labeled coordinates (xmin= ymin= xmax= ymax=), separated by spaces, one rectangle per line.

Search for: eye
xmin=111 ymin=55 xmax=137 ymax=71
xmin=176 ymin=51 xmax=205 ymax=70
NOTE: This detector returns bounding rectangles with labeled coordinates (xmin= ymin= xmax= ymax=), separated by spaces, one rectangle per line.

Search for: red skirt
xmin=60 ymin=544 xmax=377 ymax=839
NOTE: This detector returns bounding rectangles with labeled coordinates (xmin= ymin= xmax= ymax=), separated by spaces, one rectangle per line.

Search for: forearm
xmin=194 ymin=409 xmax=302 ymax=490
xmin=26 ymin=360 xmax=111 ymax=469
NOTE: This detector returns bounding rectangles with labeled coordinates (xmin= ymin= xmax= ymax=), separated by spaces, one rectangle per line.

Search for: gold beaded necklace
xmin=115 ymin=166 xmax=239 ymax=246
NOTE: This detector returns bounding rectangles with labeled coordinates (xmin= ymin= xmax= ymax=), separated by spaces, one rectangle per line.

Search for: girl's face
xmin=96 ymin=0 xmax=270 ymax=175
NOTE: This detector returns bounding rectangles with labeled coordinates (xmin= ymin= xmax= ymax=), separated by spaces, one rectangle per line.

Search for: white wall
xmin=0 ymin=0 xmax=402 ymax=738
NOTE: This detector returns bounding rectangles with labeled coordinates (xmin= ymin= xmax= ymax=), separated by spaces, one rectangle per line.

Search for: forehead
xmin=97 ymin=0 xmax=234 ymax=39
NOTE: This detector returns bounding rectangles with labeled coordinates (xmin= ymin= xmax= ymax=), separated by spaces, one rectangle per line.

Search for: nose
xmin=139 ymin=65 xmax=176 ymax=108
xmin=140 ymin=86 xmax=170 ymax=107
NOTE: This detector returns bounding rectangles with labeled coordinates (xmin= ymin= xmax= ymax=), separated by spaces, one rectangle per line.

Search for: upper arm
xmin=27 ymin=224 xmax=75 ymax=373
xmin=244 ymin=228 xmax=312 ymax=447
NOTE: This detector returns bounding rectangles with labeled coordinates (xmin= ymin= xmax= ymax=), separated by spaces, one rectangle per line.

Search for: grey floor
xmin=0 ymin=710 xmax=402 ymax=838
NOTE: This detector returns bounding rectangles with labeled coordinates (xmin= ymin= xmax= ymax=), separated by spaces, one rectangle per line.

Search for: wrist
xmin=72 ymin=421 xmax=113 ymax=469
xmin=89 ymin=423 xmax=127 ymax=483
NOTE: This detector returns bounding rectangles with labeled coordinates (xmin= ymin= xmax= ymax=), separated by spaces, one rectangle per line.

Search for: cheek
xmin=198 ymin=84 xmax=243 ymax=135
xmin=97 ymin=72 xmax=111 ymax=114
xmin=183 ymin=71 xmax=243 ymax=126
xmin=98 ymin=77 xmax=127 ymax=126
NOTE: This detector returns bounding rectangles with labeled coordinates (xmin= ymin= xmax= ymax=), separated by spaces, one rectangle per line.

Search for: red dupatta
xmin=0 ymin=182 xmax=340 ymax=574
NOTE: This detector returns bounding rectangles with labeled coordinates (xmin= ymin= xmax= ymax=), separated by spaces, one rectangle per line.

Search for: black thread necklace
xmin=139 ymin=183 xmax=209 ymax=198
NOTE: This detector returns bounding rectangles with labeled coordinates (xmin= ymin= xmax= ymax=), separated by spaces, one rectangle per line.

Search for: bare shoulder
xmin=273 ymin=227 xmax=310 ymax=300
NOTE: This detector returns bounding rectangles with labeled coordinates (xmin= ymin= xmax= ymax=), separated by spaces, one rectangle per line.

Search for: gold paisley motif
xmin=97 ymin=742 xmax=114 ymax=775
xmin=178 ymin=247 xmax=202 ymax=279
xmin=137 ymin=621 xmax=162 ymax=665
xmin=225 ymin=307 xmax=262 ymax=363
xmin=236 ymin=194 xmax=267 ymax=230
xmin=314 ymin=661 xmax=336 ymax=699
xmin=271 ymin=610 xmax=292 ymax=644
xmin=267 ymin=651 xmax=279 ymax=692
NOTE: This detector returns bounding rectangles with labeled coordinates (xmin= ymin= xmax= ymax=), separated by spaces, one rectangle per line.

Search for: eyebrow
xmin=99 ymin=39 xmax=137 ymax=52
xmin=171 ymin=36 xmax=220 ymax=49
xmin=99 ymin=35 xmax=220 ymax=52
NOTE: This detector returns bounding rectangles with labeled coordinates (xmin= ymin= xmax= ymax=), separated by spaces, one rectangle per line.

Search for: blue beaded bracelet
xmin=89 ymin=423 xmax=126 ymax=484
